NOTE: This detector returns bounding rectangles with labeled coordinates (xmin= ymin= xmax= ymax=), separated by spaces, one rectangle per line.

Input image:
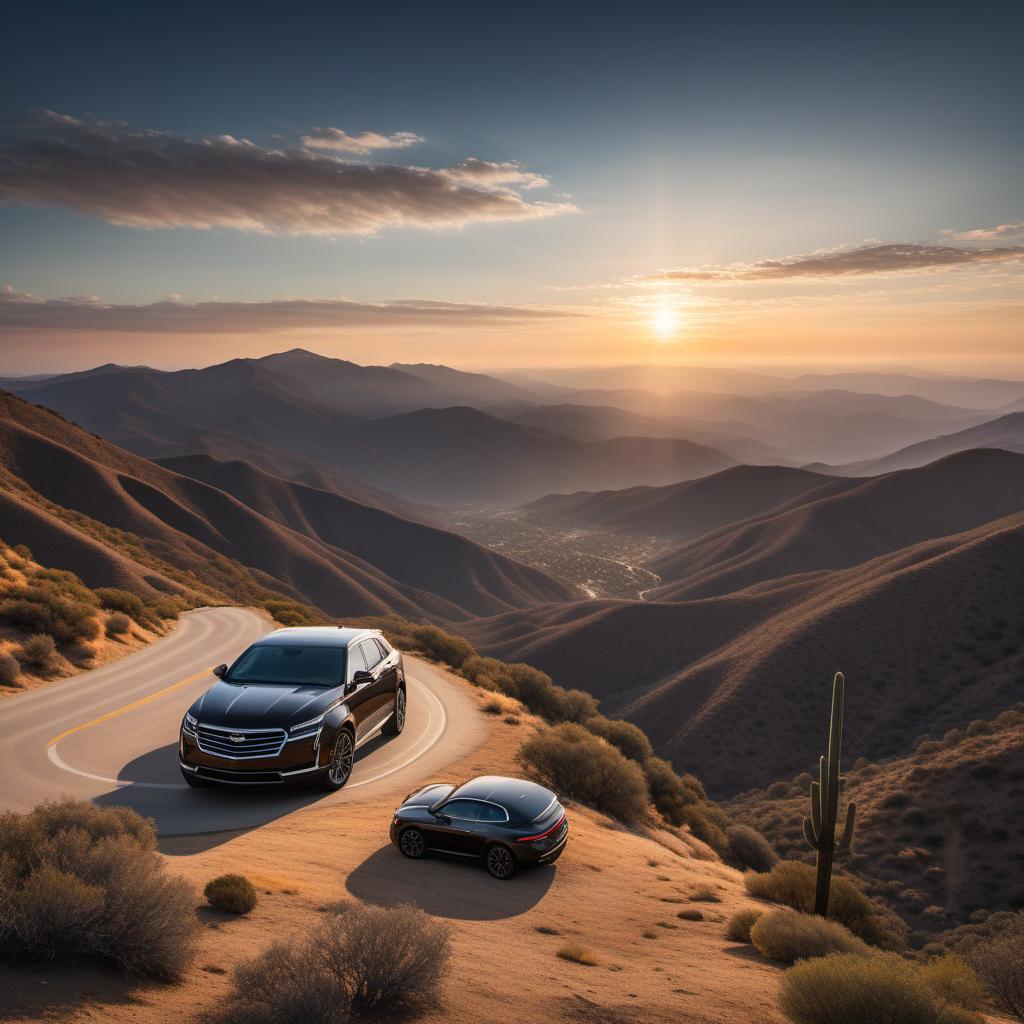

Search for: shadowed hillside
xmin=650 ymin=449 xmax=1024 ymax=599
xmin=730 ymin=706 xmax=1024 ymax=936
xmin=0 ymin=392 xmax=576 ymax=620
xmin=522 ymin=464 xmax=843 ymax=539
xmin=466 ymin=509 xmax=1024 ymax=796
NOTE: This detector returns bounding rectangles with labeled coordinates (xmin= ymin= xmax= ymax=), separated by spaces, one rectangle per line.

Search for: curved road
xmin=0 ymin=607 xmax=487 ymax=836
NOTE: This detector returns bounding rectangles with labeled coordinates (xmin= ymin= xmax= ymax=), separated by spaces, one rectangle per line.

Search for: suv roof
xmin=254 ymin=626 xmax=382 ymax=648
xmin=453 ymin=776 xmax=556 ymax=816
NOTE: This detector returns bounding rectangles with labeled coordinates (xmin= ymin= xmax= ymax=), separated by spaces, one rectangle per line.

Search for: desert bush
xmin=745 ymin=860 xmax=907 ymax=949
xmin=0 ymin=798 xmax=195 ymax=979
xmin=94 ymin=587 xmax=148 ymax=621
xmin=725 ymin=824 xmax=778 ymax=873
xmin=678 ymin=908 xmax=704 ymax=921
xmin=519 ymin=722 xmax=650 ymax=822
xmin=583 ymin=715 xmax=654 ymax=764
xmin=461 ymin=655 xmax=597 ymax=723
xmin=16 ymin=634 xmax=58 ymax=674
xmin=227 ymin=903 xmax=451 ymax=1023
xmin=261 ymin=598 xmax=324 ymax=627
xmin=726 ymin=908 xmax=765 ymax=943
xmin=205 ymin=874 xmax=258 ymax=914
xmin=557 ymin=940 xmax=598 ymax=965
xmin=779 ymin=952 xmax=981 ymax=1024
xmin=0 ymin=650 xmax=20 ymax=686
xmin=690 ymin=884 xmax=723 ymax=903
xmin=967 ymin=912 xmax=1024 ymax=1021
xmin=150 ymin=595 xmax=186 ymax=620
xmin=643 ymin=757 xmax=729 ymax=852
xmin=408 ymin=624 xmax=475 ymax=669
xmin=919 ymin=955 xmax=986 ymax=1011
xmin=750 ymin=908 xmax=871 ymax=963
xmin=105 ymin=612 xmax=132 ymax=636
xmin=0 ymin=587 xmax=99 ymax=644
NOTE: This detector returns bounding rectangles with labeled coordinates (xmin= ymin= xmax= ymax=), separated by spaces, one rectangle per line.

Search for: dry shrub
xmin=967 ymin=912 xmax=1024 ymax=1021
xmin=519 ymin=723 xmax=649 ymax=822
xmin=557 ymin=941 xmax=598 ymax=966
xmin=919 ymin=955 xmax=987 ymax=1012
xmin=583 ymin=716 xmax=654 ymax=764
xmin=745 ymin=860 xmax=907 ymax=949
xmin=105 ymin=612 xmax=132 ymax=636
xmin=690 ymin=884 xmax=722 ymax=903
xmin=226 ymin=903 xmax=451 ymax=1023
xmin=16 ymin=634 xmax=58 ymax=674
xmin=678 ymin=909 xmax=704 ymax=921
xmin=644 ymin=756 xmax=729 ymax=853
xmin=408 ymin=624 xmax=475 ymax=669
xmin=0 ymin=799 xmax=195 ymax=979
xmin=750 ymin=908 xmax=871 ymax=963
xmin=462 ymin=655 xmax=597 ymax=723
xmin=0 ymin=588 xmax=99 ymax=644
xmin=93 ymin=587 xmax=148 ymax=621
xmin=0 ymin=650 xmax=20 ymax=686
xmin=779 ymin=953 xmax=982 ymax=1024
xmin=726 ymin=908 xmax=764 ymax=943
xmin=261 ymin=599 xmax=323 ymax=627
xmin=724 ymin=824 xmax=778 ymax=872
xmin=205 ymin=874 xmax=258 ymax=914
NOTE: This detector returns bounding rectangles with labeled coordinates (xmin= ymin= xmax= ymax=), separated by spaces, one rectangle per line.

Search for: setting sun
xmin=650 ymin=298 xmax=682 ymax=340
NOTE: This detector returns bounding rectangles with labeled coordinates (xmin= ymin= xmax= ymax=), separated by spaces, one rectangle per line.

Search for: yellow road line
xmin=47 ymin=668 xmax=212 ymax=748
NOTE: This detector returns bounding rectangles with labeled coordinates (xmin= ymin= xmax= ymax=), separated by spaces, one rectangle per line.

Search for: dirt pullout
xmin=0 ymin=671 xmax=783 ymax=1024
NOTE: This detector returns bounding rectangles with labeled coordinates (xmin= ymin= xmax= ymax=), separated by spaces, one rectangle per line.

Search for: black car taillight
xmin=516 ymin=813 xmax=567 ymax=843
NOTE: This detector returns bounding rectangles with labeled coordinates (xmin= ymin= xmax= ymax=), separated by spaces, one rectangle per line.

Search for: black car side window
xmin=477 ymin=803 xmax=507 ymax=823
xmin=374 ymin=638 xmax=389 ymax=659
xmin=349 ymin=643 xmax=367 ymax=676
xmin=440 ymin=800 xmax=482 ymax=821
xmin=361 ymin=641 xmax=381 ymax=670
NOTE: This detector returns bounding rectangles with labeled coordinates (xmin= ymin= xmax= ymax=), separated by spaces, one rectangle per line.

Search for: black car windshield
xmin=228 ymin=645 xmax=346 ymax=687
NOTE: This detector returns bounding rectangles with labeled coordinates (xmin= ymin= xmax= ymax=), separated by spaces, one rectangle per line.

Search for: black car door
xmin=356 ymin=639 xmax=391 ymax=737
xmin=346 ymin=642 xmax=374 ymax=741
xmin=427 ymin=799 xmax=484 ymax=855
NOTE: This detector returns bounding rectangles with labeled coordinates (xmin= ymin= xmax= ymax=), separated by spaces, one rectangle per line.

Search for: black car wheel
xmin=321 ymin=730 xmax=354 ymax=791
xmin=382 ymin=686 xmax=406 ymax=736
xmin=181 ymin=769 xmax=214 ymax=788
xmin=399 ymin=827 xmax=426 ymax=859
xmin=485 ymin=844 xmax=517 ymax=880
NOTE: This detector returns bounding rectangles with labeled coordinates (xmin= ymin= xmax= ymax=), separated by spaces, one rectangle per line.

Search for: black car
xmin=179 ymin=626 xmax=406 ymax=789
xmin=390 ymin=775 xmax=568 ymax=879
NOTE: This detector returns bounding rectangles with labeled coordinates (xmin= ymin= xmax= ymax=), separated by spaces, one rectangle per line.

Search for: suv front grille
xmin=196 ymin=724 xmax=287 ymax=759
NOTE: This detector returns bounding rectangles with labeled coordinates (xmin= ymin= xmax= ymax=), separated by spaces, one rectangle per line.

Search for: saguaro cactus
xmin=802 ymin=671 xmax=856 ymax=917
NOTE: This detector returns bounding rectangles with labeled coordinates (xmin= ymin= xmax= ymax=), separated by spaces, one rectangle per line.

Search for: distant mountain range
xmin=0 ymin=390 xmax=575 ymax=620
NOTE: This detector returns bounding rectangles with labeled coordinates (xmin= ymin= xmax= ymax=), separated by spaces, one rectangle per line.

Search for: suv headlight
xmin=182 ymin=712 xmax=198 ymax=734
xmin=290 ymin=713 xmax=326 ymax=737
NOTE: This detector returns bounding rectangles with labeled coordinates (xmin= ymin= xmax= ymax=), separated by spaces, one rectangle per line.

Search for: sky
xmin=1 ymin=0 xmax=1022 ymax=375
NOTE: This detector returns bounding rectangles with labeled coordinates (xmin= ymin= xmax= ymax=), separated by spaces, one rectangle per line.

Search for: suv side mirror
xmin=347 ymin=669 xmax=372 ymax=693
xmin=434 ymin=811 xmax=451 ymax=824
xmin=212 ymin=663 xmax=228 ymax=678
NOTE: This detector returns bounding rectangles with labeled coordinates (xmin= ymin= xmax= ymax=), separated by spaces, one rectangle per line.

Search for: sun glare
xmin=649 ymin=297 xmax=682 ymax=340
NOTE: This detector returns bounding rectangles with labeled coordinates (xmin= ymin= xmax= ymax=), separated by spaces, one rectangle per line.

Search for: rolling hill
xmin=649 ymin=448 xmax=1024 ymax=599
xmin=0 ymin=391 xmax=576 ymax=620
xmin=521 ymin=464 xmax=843 ymax=539
xmin=465 ymin=507 xmax=1024 ymax=797
xmin=828 ymin=411 xmax=1024 ymax=476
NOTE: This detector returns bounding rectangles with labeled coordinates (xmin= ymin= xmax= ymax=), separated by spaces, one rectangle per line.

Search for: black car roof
xmin=252 ymin=626 xmax=380 ymax=648
xmin=451 ymin=776 xmax=556 ymax=815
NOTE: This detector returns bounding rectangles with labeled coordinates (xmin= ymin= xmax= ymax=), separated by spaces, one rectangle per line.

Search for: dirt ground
xmin=0 ymin=673 xmax=785 ymax=1024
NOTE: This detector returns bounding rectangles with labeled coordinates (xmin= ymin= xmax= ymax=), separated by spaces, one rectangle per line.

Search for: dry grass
xmin=725 ymin=908 xmax=765 ymax=943
xmin=749 ymin=908 xmax=871 ymax=964
xmin=677 ymin=909 xmax=704 ymax=921
xmin=223 ymin=903 xmax=452 ymax=1023
xmin=690 ymin=884 xmax=723 ymax=903
xmin=779 ymin=952 xmax=982 ymax=1024
xmin=557 ymin=941 xmax=598 ymax=966
xmin=205 ymin=874 xmax=258 ymax=915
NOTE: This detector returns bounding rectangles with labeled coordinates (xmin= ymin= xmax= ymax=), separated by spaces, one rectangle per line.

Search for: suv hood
xmin=190 ymin=681 xmax=342 ymax=730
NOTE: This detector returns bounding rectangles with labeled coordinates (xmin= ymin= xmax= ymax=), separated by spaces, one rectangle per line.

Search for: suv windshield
xmin=227 ymin=645 xmax=347 ymax=687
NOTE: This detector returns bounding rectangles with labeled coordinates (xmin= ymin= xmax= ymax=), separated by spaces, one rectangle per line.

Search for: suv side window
xmin=477 ymin=802 xmax=508 ymax=822
xmin=349 ymin=643 xmax=367 ymax=675
xmin=361 ymin=640 xmax=382 ymax=671
xmin=441 ymin=800 xmax=482 ymax=821
xmin=374 ymin=638 xmax=390 ymax=659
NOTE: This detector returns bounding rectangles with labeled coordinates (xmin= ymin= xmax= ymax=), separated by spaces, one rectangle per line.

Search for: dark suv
xmin=179 ymin=626 xmax=405 ymax=789
xmin=390 ymin=775 xmax=568 ymax=879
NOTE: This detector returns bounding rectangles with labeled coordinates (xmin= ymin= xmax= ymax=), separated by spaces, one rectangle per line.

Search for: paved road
xmin=0 ymin=607 xmax=487 ymax=836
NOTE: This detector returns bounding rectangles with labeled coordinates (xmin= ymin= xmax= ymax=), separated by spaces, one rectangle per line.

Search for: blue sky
xmin=1 ymin=1 xmax=1021 ymax=371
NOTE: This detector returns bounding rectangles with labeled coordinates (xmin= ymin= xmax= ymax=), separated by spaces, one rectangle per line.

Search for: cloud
xmin=645 ymin=241 xmax=1024 ymax=283
xmin=0 ymin=111 xmax=576 ymax=236
xmin=300 ymin=128 xmax=424 ymax=154
xmin=943 ymin=221 xmax=1024 ymax=244
xmin=0 ymin=287 xmax=577 ymax=333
